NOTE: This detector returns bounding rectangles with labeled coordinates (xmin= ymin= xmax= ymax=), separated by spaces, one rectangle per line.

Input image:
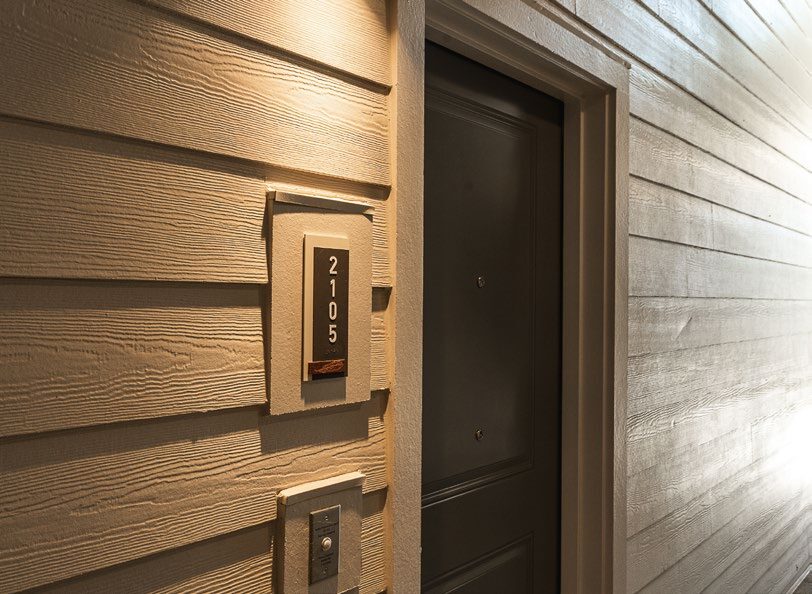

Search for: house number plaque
xmin=303 ymin=235 xmax=349 ymax=381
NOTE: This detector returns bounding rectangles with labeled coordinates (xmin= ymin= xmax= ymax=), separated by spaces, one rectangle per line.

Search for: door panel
xmin=422 ymin=87 xmax=534 ymax=493
xmin=423 ymin=538 xmax=532 ymax=594
xmin=422 ymin=42 xmax=563 ymax=592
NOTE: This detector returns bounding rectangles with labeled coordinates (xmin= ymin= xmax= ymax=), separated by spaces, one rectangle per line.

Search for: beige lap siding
xmin=0 ymin=0 xmax=392 ymax=592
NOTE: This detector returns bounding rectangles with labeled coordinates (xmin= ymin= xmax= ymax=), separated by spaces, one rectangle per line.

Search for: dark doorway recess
xmin=422 ymin=41 xmax=564 ymax=593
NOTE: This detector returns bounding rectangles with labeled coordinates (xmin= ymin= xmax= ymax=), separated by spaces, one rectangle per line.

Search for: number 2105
xmin=328 ymin=255 xmax=338 ymax=343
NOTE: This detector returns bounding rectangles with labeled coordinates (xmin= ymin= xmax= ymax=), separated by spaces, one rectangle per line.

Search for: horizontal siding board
xmin=746 ymin=513 xmax=812 ymax=594
xmin=627 ymin=335 xmax=811 ymax=474
xmin=637 ymin=470 xmax=805 ymax=593
xmin=32 ymin=491 xmax=387 ymax=594
xmin=0 ymin=118 xmax=268 ymax=283
xmin=782 ymin=0 xmax=812 ymax=37
xmin=707 ymin=503 xmax=810 ymax=593
xmin=0 ymin=396 xmax=387 ymax=592
xmin=626 ymin=383 xmax=807 ymax=477
xmin=0 ymin=280 xmax=267 ymax=437
xmin=629 ymin=296 xmax=812 ymax=355
xmin=747 ymin=0 xmax=812 ymax=73
xmin=0 ymin=0 xmax=389 ymax=186
xmin=630 ymin=65 xmax=812 ymax=206
xmin=627 ymin=452 xmax=800 ymax=592
xmin=33 ymin=525 xmax=275 ymax=594
xmin=654 ymin=0 xmax=812 ymax=138
xmin=628 ymin=333 xmax=812 ymax=437
xmin=0 ymin=280 xmax=390 ymax=437
xmin=145 ymin=0 xmax=390 ymax=86
xmin=629 ymin=236 xmax=812 ymax=300
xmin=0 ymin=115 xmax=394 ymax=285
xmin=629 ymin=177 xmax=812 ymax=268
xmin=575 ymin=0 xmax=812 ymax=171
xmin=630 ymin=118 xmax=812 ymax=237
xmin=629 ymin=176 xmax=714 ymax=249
xmin=627 ymin=429 xmax=752 ymax=537
xmin=700 ymin=0 xmax=812 ymax=106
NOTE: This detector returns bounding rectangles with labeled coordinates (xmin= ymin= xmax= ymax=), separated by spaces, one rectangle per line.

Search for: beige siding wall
xmin=545 ymin=0 xmax=812 ymax=591
xmin=0 ymin=0 xmax=390 ymax=592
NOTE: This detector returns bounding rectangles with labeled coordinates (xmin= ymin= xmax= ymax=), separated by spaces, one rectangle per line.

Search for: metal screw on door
xmin=474 ymin=428 xmax=484 ymax=441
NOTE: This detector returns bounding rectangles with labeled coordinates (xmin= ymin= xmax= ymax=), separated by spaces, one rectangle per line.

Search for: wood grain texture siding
xmin=747 ymin=0 xmax=812 ymax=72
xmin=629 ymin=297 xmax=812 ymax=356
xmin=0 ymin=280 xmax=266 ymax=438
xmin=627 ymin=340 xmax=811 ymax=476
xmin=573 ymin=0 xmax=812 ymax=170
xmin=630 ymin=118 xmax=812 ymax=237
xmin=0 ymin=0 xmax=389 ymax=186
xmin=541 ymin=0 xmax=812 ymax=588
xmin=707 ymin=502 xmax=810 ymax=593
xmin=31 ymin=526 xmax=275 ymax=594
xmin=0 ymin=118 xmax=267 ymax=283
xmin=627 ymin=380 xmax=811 ymax=477
xmin=627 ymin=452 xmax=803 ymax=591
xmin=652 ymin=0 xmax=812 ymax=138
xmin=628 ymin=333 xmax=812 ymax=437
xmin=0 ymin=280 xmax=391 ymax=438
xmin=627 ymin=428 xmax=752 ymax=537
xmin=630 ymin=237 xmax=812 ymax=300
xmin=144 ymin=0 xmax=390 ymax=86
xmin=629 ymin=177 xmax=812 ymax=268
xmin=0 ymin=116 xmax=395 ymax=286
xmin=360 ymin=489 xmax=387 ymax=593
xmin=0 ymin=395 xmax=387 ymax=592
xmin=699 ymin=0 xmax=812 ymax=105
xmin=745 ymin=508 xmax=812 ymax=594
xmin=630 ymin=66 xmax=812 ymax=205
xmin=29 ymin=491 xmax=387 ymax=594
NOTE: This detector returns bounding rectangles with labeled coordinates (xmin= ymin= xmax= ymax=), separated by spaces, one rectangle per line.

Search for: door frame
xmin=388 ymin=1 xmax=629 ymax=592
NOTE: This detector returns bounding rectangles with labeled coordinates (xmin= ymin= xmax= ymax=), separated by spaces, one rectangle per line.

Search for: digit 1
xmin=330 ymin=278 xmax=336 ymax=298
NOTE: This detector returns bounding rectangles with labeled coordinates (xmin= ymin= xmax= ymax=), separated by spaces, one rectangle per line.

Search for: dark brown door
xmin=422 ymin=42 xmax=563 ymax=593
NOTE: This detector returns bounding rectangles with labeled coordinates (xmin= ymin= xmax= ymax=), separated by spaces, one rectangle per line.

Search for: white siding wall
xmin=547 ymin=0 xmax=812 ymax=590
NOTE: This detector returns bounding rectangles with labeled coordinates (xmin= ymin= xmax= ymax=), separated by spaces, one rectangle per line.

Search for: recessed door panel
xmin=423 ymin=538 xmax=532 ymax=594
xmin=422 ymin=89 xmax=535 ymax=494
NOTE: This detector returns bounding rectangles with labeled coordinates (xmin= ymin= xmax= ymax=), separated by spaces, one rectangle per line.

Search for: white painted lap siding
xmin=544 ymin=0 xmax=812 ymax=591
xmin=0 ymin=1 xmax=391 ymax=592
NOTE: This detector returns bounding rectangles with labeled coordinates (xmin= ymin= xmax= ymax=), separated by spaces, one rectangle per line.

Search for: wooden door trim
xmin=389 ymin=1 xmax=629 ymax=592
